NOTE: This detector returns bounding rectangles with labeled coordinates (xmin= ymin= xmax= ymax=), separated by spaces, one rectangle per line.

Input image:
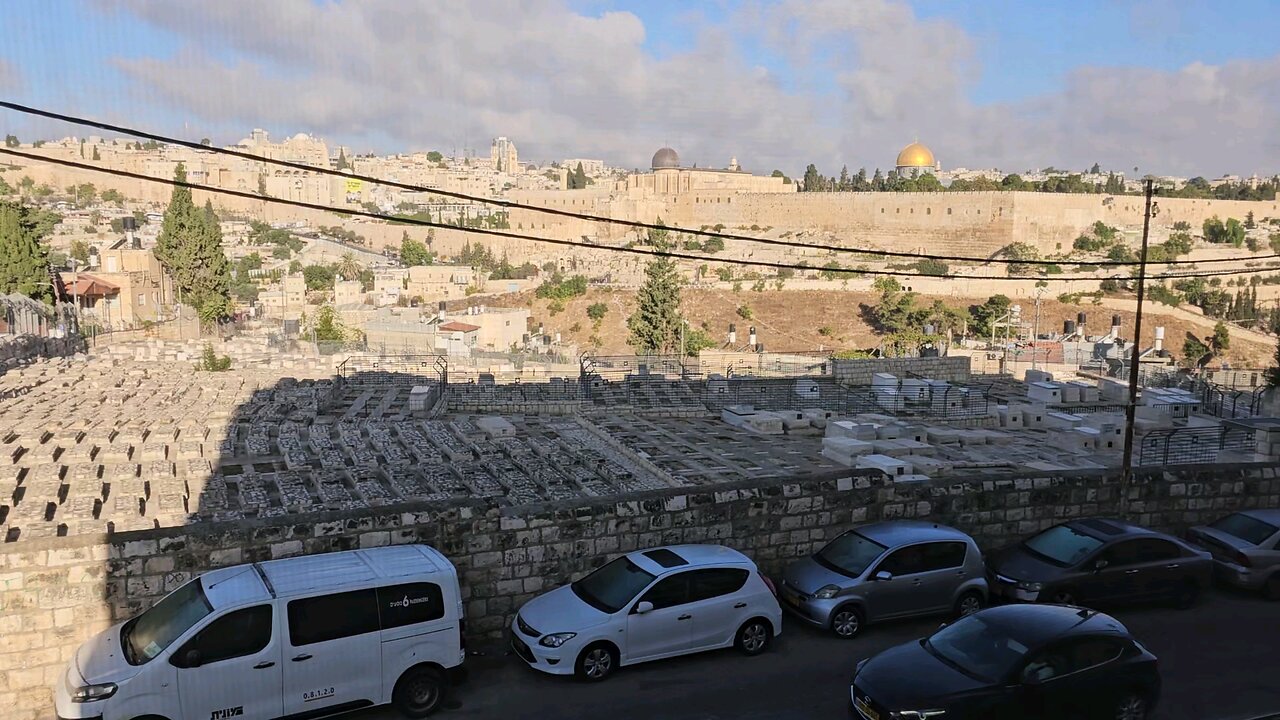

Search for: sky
xmin=2 ymin=0 xmax=1279 ymax=177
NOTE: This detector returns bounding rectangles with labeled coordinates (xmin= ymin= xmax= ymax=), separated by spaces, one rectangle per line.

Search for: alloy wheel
xmin=742 ymin=622 xmax=768 ymax=653
xmin=583 ymin=648 xmax=612 ymax=680
xmin=833 ymin=610 xmax=860 ymax=637
xmin=958 ymin=594 xmax=983 ymax=616
xmin=1116 ymin=694 xmax=1147 ymax=720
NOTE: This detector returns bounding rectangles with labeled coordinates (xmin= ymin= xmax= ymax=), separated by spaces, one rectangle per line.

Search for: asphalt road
xmin=358 ymin=587 xmax=1280 ymax=720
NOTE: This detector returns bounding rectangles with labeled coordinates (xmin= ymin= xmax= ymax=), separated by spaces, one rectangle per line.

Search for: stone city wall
xmin=3 ymin=464 xmax=1278 ymax=719
xmin=0 ymin=335 xmax=86 ymax=371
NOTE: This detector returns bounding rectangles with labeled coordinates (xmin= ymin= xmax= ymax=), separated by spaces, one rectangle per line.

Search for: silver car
xmin=779 ymin=520 xmax=988 ymax=638
xmin=1186 ymin=509 xmax=1280 ymax=600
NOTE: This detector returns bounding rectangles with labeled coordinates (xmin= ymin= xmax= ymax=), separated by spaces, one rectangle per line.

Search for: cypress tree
xmin=627 ymin=256 xmax=683 ymax=354
xmin=155 ymin=164 xmax=231 ymax=322
xmin=0 ymin=201 xmax=54 ymax=303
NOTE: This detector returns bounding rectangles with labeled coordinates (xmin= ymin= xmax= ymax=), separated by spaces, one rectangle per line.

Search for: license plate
xmin=855 ymin=696 xmax=879 ymax=720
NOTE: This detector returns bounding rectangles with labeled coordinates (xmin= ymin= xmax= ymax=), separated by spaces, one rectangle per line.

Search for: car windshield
xmin=122 ymin=578 xmax=212 ymax=665
xmin=1210 ymin=513 xmax=1278 ymax=546
xmin=924 ymin=615 xmax=1030 ymax=683
xmin=571 ymin=557 xmax=657 ymax=614
xmin=1022 ymin=525 xmax=1104 ymax=567
xmin=815 ymin=531 xmax=887 ymax=578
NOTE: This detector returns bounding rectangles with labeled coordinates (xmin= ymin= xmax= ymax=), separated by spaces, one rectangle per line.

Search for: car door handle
xmin=911 ymin=579 xmax=923 ymax=585
xmin=677 ymin=614 xmax=692 ymax=621
xmin=253 ymin=661 xmax=276 ymax=669
xmin=291 ymin=654 xmax=313 ymax=662
xmin=1124 ymin=569 xmax=1140 ymax=575
xmin=734 ymin=602 xmax=747 ymax=609
xmin=1165 ymin=564 xmax=1180 ymax=569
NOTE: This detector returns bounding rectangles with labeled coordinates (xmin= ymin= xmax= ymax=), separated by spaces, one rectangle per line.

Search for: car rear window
xmin=1022 ymin=525 xmax=1104 ymax=567
xmin=1210 ymin=513 xmax=1278 ymax=546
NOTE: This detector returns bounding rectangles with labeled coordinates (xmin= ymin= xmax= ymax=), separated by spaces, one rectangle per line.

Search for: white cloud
xmin=94 ymin=0 xmax=1280 ymax=176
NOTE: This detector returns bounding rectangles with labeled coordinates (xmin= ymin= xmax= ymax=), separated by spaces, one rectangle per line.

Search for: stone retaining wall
xmin=0 ymin=335 xmax=86 ymax=371
xmin=2 ymin=464 xmax=1277 ymax=719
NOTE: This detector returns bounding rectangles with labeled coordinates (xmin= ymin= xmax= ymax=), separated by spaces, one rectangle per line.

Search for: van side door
xmin=172 ymin=604 xmax=281 ymax=720
xmin=376 ymin=582 xmax=455 ymax=689
xmin=282 ymin=589 xmax=383 ymax=716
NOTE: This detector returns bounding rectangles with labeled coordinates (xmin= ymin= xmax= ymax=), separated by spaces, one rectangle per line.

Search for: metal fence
xmin=336 ymin=354 xmax=448 ymax=385
xmin=1137 ymin=425 xmax=1255 ymax=465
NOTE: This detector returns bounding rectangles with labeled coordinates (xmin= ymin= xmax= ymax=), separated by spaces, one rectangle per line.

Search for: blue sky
xmin=2 ymin=0 xmax=1279 ymax=175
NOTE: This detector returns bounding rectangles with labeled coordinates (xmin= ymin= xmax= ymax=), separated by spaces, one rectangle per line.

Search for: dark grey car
xmin=779 ymin=520 xmax=988 ymax=638
xmin=988 ymin=518 xmax=1213 ymax=609
xmin=1185 ymin=509 xmax=1280 ymax=599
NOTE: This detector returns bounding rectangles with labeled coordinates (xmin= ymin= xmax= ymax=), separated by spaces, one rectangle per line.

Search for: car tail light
xmin=759 ymin=572 xmax=777 ymax=597
xmin=1234 ymin=551 xmax=1252 ymax=568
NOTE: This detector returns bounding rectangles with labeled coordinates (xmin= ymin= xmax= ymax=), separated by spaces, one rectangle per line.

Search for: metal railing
xmin=1137 ymin=425 xmax=1255 ymax=465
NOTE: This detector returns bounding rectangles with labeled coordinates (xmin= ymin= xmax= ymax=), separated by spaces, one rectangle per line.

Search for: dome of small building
xmin=896 ymin=142 xmax=936 ymax=168
xmin=651 ymin=147 xmax=680 ymax=170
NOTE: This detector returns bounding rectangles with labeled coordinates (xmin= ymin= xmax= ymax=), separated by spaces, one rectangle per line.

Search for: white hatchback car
xmin=510 ymin=544 xmax=782 ymax=681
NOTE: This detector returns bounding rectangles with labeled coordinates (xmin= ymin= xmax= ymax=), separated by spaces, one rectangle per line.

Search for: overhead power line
xmin=0 ymin=146 xmax=1270 ymax=285
xmin=0 ymin=100 xmax=1268 ymax=270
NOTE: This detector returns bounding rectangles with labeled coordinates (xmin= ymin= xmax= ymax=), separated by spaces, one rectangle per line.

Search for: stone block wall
xmin=0 ymin=335 xmax=87 ymax=371
xmin=3 ymin=464 xmax=1279 ymax=719
xmin=833 ymin=356 xmax=971 ymax=385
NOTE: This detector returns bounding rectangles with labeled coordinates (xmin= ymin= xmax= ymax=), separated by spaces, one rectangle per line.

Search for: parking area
xmin=360 ymin=587 xmax=1279 ymax=720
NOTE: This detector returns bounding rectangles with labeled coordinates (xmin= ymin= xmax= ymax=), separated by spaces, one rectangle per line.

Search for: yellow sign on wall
xmin=345 ymin=178 xmax=363 ymax=193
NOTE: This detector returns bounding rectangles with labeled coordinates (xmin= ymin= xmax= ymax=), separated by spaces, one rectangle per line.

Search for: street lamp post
xmin=1120 ymin=179 xmax=1157 ymax=512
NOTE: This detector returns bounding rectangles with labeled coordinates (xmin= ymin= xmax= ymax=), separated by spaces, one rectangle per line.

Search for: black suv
xmin=849 ymin=604 xmax=1161 ymax=720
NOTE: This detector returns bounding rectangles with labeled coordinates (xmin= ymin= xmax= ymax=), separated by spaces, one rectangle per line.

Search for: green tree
xmin=628 ymin=256 xmax=683 ymax=354
xmin=0 ymin=201 xmax=55 ymax=303
xmin=573 ymin=162 xmax=588 ymax=189
xmin=1212 ymin=321 xmax=1231 ymax=352
xmin=70 ymin=239 xmax=91 ymax=266
xmin=92 ymin=146 xmax=100 ymax=161
xmin=3 ymin=135 xmax=17 ymax=148
xmin=311 ymin=304 xmax=348 ymax=342
xmin=335 ymin=149 xmax=350 ymax=171
xmin=0 ymin=175 xmax=11 ymax=196
xmin=968 ymin=295 xmax=1012 ymax=338
xmin=586 ymin=302 xmax=608 ymax=323
xmin=400 ymin=231 xmax=434 ymax=266
xmin=1245 ymin=211 xmax=1256 ymax=230
xmin=17 ymin=176 xmax=34 ymax=200
xmin=289 ymin=259 xmax=303 ymax=274
xmin=302 ymin=264 xmax=336 ymax=291
xmin=426 ymin=151 xmax=443 ymax=163
xmin=100 ymin=188 xmax=124 ymax=205
xmin=154 ymin=164 xmax=232 ymax=322
xmin=1265 ymin=338 xmax=1280 ymax=388
xmin=998 ymin=242 xmax=1042 ymax=276
xmin=1183 ymin=335 xmax=1209 ymax=366
xmin=335 ymin=252 xmax=362 ymax=281
xmin=802 ymin=164 xmax=821 ymax=192
xmin=271 ymin=244 xmax=292 ymax=259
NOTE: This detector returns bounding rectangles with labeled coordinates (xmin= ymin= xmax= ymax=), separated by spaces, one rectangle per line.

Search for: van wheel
xmin=393 ymin=666 xmax=447 ymax=718
xmin=954 ymin=590 xmax=985 ymax=619
xmin=735 ymin=618 xmax=772 ymax=656
xmin=575 ymin=642 xmax=618 ymax=682
xmin=831 ymin=606 xmax=864 ymax=639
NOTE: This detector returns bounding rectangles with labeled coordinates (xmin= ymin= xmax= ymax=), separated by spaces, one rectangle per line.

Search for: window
xmin=919 ymin=542 xmax=967 ymax=571
xmin=642 ymin=548 xmax=688 ymax=568
xmin=815 ymin=531 xmax=887 ymax=578
xmin=1022 ymin=637 xmax=1125 ymax=682
xmin=377 ymin=583 xmax=445 ymax=628
xmin=1133 ymin=539 xmax=1181 ymax=563
xmin=877 ymin=545 xmax=928 ymax=576
xmin=689 ymin=568 xmax=749 ymax=601
xmin=639 ymin=572 xmax=691 ymax=610
xmin=1022 ymin=525 xmax=1103 ymax=567
xmin=137 ymin=293 xmax=146 ymax=306
xmin=1210 ymin=513 xmax=1278 ymax=546
xmin=1101 ymin=540 xmax=1146 ymax=567
xmin=572 ymin=557 xmax=656 ymax=614
xmin=288 ymin=589 xmax=379 ymax=646
xmin=176 ymin=605 xmax=272 ymax=667
xmin=123 ymin=579 xmax=211 ymax=665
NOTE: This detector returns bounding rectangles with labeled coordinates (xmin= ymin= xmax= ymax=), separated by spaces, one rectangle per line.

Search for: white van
xmin=53 ymin=544 xmax=466 ymax=720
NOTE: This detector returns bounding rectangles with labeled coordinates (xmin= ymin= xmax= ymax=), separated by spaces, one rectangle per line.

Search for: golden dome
xmin=896 ymin=142 xmax=936 ymax=168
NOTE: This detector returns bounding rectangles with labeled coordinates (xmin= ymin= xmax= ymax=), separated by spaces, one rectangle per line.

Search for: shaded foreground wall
xmin=3 ymin=465 xmax=1279 ymax=718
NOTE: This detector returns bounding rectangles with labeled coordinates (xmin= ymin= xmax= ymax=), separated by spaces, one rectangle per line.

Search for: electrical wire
xmin=1 ymin=100 xmax=1270 ymax=270
xmin=1 ymin=146 xmax=1272 ymax=285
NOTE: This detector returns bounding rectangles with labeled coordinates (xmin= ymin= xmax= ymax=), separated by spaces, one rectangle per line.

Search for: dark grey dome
xmin=651 ymin=147 xmax=680 ymax=169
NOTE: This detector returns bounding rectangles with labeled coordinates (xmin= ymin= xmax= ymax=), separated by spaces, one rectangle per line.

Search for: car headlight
xmin=71 ymin=683 xmax=118 ymax=703
xmin=538 ymin=632 xmax=577 ymax=648
xmin=814 ymin=584 xmax=841 ymax=599
xmin=1017 ymin=581 xmax=1043 ymax=592
xmin=891 ymin=710 xmax=947 ymax=719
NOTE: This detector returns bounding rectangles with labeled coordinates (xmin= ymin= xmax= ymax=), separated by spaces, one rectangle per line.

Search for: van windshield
xmin=571 ymin=557 xmax=656 ymax=614
xmin=122 ymin=579 xmax=212 ymax=665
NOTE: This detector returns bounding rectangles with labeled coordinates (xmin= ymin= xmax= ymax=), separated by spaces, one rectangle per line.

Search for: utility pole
xmin=1032 ymin=287 xmax=1044 ymax=370
xmin=1120 ymin=179 xmax=1156 ymax=512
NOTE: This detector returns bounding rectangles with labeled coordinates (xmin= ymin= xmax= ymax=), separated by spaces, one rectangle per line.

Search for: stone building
xmin=616 ymin=147 xmax=796 ymax=195
xmin=491 ymin=137 xmax=519 ymax=173
xmin=895 ymin=141 xmax=941 ymax=179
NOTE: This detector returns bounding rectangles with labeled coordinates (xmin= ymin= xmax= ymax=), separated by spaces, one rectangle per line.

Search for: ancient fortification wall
xmin=2 ymin=464 xmax=1277 ymax=720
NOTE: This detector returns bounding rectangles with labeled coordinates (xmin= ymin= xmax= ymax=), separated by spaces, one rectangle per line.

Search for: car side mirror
xmin=874 ymin=570 xmax=893 ymax=582
xmin=1093 ymin=559 xmax=1109 ymax=572
xmin=634 ymin=601 xmax=654 ymax=615
xmin=938 ymin=621 xmax=949 ymax=631
xmin=184 ymin=649 xmax=202 ymax=669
